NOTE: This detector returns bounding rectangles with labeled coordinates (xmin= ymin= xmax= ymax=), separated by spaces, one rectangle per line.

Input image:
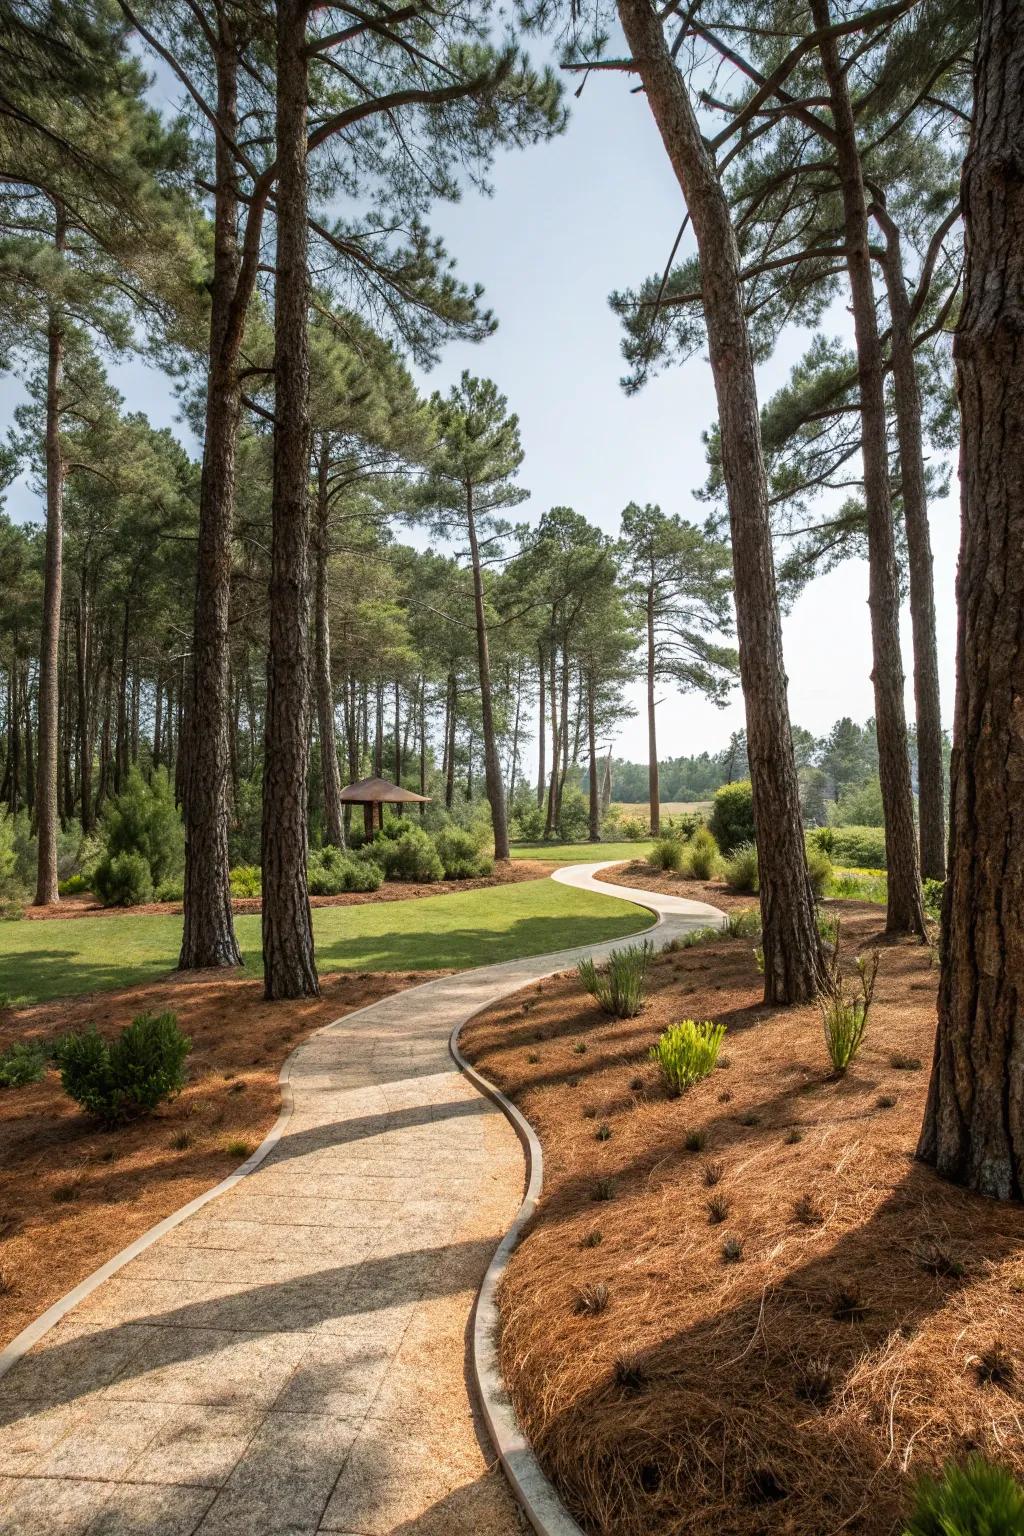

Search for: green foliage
xmin=724 ymin=841 xmax=759 ymax=893
xmin=155 ymin=877 xmax=184 ymax=901
xmin=511 ymin=799 xmax=546 ymax=841
xmin=0 ymin=1039 xmax=48 ymax=1088
xmin=54 ymin=1011 xmax=191 ymax=1125
xmin=827 ymin=868 xmax=889 ymax=905
xmin=619 ymin=815 xmax=649 ymax=840
xmin=434 ymin=825 xmax=492 ymax=879
xmin=0 ymin=809 xmax=21 ymax=897
xmin=229 ymin=865 xmax=262 ymax=899
xmin=92 ymin=850 xmax=154 ymax=907
xmin=806 ymin=845 xmax=834 ymax=897
xmin=307 ymin=846 xmax=383 ymax=895
xmin=58 ymin=873 xmax=90 ymax=896
xmin=97 ymin=767 xmax=184 ymax=894
xmin=726 ymin=907 xmax=762 ymax=938
xmin=651 ymin=1019 xmax=727 ymax=1095
xmin=556 ymin=785 xmax=589 ymax=843
xmin=902 ymin=1456 xmax=1024 ymax=1536
xmin=684 ymin=825 xmax=721 ymax=879
xmin=819 ymin=931 xmax=880 ymax=1074
xmin=828 ymin=776 xmax=885 ymax=827
xmin=578 ymin=940 xmax=653 ymax=1018
xmin=710 ymin=779 xmax=755 ymax=854
xmin=649 ymin=835 xmax=685 ymax=873
xmin=810 ymin=824 xmax=887 ymax=869
xmin=373 ymin=826 xmax=444 ymax=883
xmin=923 ymin=878 xmax=945 ymax=919
xmin=228 ymin=777 xmax=263 ymax=867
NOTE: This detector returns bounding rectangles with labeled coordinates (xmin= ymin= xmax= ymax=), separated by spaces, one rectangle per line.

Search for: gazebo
xmin=339 ymin=776 xmax=431 ymax=841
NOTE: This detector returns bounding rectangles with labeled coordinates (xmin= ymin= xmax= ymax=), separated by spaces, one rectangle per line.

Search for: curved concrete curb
xmin=450 ymin=861 xmax=726 ymax=1536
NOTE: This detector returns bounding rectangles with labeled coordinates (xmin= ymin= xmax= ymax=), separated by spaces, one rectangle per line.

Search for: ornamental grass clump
xmin=818 ymin=926 xmax=880 ymax=1074
xmin=578 ymin=940 xmax=653 ymax=1018
xmin=651 ymin=1018 xmax=726 ymax=1096
xmin=648 ymin=835 xmax=684 ymax=873
xmin=684 ymin=825 xmax=720 ymax=880
xmin=902 ymin=1456 xmax=1024 ymax=1536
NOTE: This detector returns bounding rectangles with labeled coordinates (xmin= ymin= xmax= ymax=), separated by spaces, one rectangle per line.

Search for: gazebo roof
xmin=339 ymin=776 xmax=431 ymax=805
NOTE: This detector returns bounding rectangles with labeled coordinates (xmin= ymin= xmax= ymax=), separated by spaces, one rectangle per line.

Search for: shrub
xmin=684 ymin=826 xmax=720 ymax=880
xmin=649 ymin=835 xmax=684 ymax=873
xmin=0 ymin=808 xmax=17 ymax=894
xmin=818 ymin=928 xmax=880 ymax=1073
xmin=58 ymin=873 xmax=90 ymax=897
xmin=0 ymin=1040 xmax=48 ymax=1089
xmin=902 ymin=1456 xmax=1024 ymax=1536
xmin=724 ymin=841 xmax=759 ymax=893
xmin=828 ymin=776 xmax=884 ymax=828
xmin=374 ymin=826 xmax=444 ymax=883
xmin=99 ymin=767 xmax=184 ymax=888
xmin=307 ymin=845 xmax=382 ymax=894
xmin=229 ymin=864 xmax=262 ymax=898
xmin=663 ymin=811 xmax=703 ymax=839
xmin=810 ymin=823 xmax=887 ymax=869
xmin=651 ymin=1019 xmax=727 ymax=1095
xmin=619 ymin=815 xmax=649 ymax=841
xmin=923 ymin=877 xmax=945 ymax=919
xmin=511 ymin=800 xmax=546 ymax=842
xmin=55 ymin=1012 xmax=191 ymax=1125
xmin=155 ymin=877 xmax=184 ymax=902
xmin=806 ymin=845 xmax=833 ymax=897
xmin=91 ymin=850 xmax=154 ymax=907
xmin=710 ymin=779 xmax=755 ymax=854
xmin=726 ymin=906 xmax=761 ymax=938
xmin=435 ymin=825 xmax=492 ymax=880
xmin=556 ymin=785 xmax=590 ymax=843
xmin=578 ymin=940 xmax=653 ymax=1018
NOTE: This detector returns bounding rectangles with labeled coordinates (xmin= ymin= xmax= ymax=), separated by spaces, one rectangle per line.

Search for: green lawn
xmin=0 ymin=877 xmax=652 ymax=1006
xmin=511 ymin=840 xmax=653 ymax=863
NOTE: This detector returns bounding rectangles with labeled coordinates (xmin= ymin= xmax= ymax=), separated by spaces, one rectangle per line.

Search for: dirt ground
xmin=24 ymin=858 xmax=557 ymax=921
xmin=460 ymin=903 xmax=1024 ymax=1536
xmin=595 ymin=857 xmax=763 ymax=914
xmin=0 ymin=967 xmax=435 ymax=1348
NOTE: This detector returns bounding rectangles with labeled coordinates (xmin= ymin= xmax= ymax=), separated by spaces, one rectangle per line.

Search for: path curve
xmin=0 ymin=865 xmax=724 ymax=1536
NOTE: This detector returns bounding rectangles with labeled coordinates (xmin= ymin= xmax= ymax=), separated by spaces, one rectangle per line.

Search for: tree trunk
xmin=313 ymin=459 xmax=345 ymax=848
xmin=445 ymin=671 xmax=456 ymax=810
xmin=875 ymin=208 xmax=946 ymax=881
xmin=587 ymin=670 xmax=600 ymax=841
xmin=544 ymin=635 xmax=559 ymax=837
xmin=646 ymin=584 xmax=660 ymax=835
xmin=115 ymin=599 xmax=130 ymax=793
xmin=813 ymin=0 xmax=926 ymax=937
xmin=536 ymin=643 xmax=546 ymax=808
xmin=76 ymin=586 xmax=93 ymax=831
xmin=466 ymin=490 xmax=509 ymax=858
xmin=180 ymin=44 xmax=245 ymax=971
xmin=262 ymin=0 xmax=318 ymax=1000
xmin=918 ymin=0 xmax=1024 ymax=1199
xmin=616 ymin=0 xmax=823 ymax=1003
xmin=34 ymin=205 xmax=66 ymax=905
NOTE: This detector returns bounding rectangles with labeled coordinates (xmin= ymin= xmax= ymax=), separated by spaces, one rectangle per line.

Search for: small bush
xmin=556 ymin=785 xmax=590 ymax=843
xmin=374 ymin=826 xmax=444 ymax=883
xmin=511 ymin=800 xmax=546 ymax=842
xmin=435 ymin=825 xmax=492 ymax=879
xmin=710 ymin=779 xmax=755 ymax=854
xmin=726 ymin=906 xmax=761 ymax=938
xmin=648 ymin=835 xmax=684 ymax=873
xmin=574 ymin=1281 xmax=610 ymax=1316
xmin=923 ymin=877 xmax=945 ymax=919
xmin=58 ymin=873 xmax=90 ymax=897
xmin=684 ymin=1127 xmax=708 ymax=1152
xmin=307 ymin=845 xmax=382 ymax=895
xmin=810 ymin=823 xmax=887 ymax=869
xmin=99 ymin=766 xmax=184 ymax=887
xmin=0 ymin=1040 xmax=48 ymax=1089
xmin=619 ymin=815 xmax=649 ymax=841
xmin=229 ymin=864 xmax=262 ymax=898
xmin=684 ymin=825 xmax=720 ymax=880
xmin=651 ymin=1018 xmax=727 ymax=1095
xmin=818 ymin=926 xmax=880 ymax=1073
xmin=92 ymin=850 xmax=154 ymax=907
xmin=706 ymin=1193 xmax=729 ymax=1224
xmin=902 ymin=1456 xmax=1024 ymax=1536
xmin=806 ymin=845 xmax=833 ymax=897
xmin=54 ymin=1012 xmax=192 ymax=1126
xmin=724 ymin=841 xmax=759 ymax=893
xmin=155 ymin=877 xmax=184 ymax=902
xmin=578 ymin=941 xmax=653 ymax=1018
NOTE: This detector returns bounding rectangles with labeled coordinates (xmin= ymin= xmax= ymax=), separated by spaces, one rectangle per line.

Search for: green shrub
xmin=649 ymin=836 xmax=685 ymax=873
xmin=100 ymin=766 xmax=184 ymax=888
xmin=92 ymin=850 xmax=155 ymax=907
xmin=902 ymin=1456 xmax=1024 ymax=1536
xmin=229 ymin=864 xmax=262 ymax=898
xmin=619 ymin=815 xmax=649 ymax=841
xmin=0 ymin=1040 xmax=48 ymax=1088
xmin=556 ymin=785 xmax=589 ymax=843
xmin=663 ymin=812 xmax=703 ymax=839
xmin=710 ymin=779 xmax=755 ymax=854
xmin=307 ymin=845 xmax=382 ymax=894
xmin=651 ymin=1019 xmax=727 ymax=1095
xmin=818 ymin=930 xmax=880 ymax=1073
xmin=155 ymin=877 xmax=184 ymax=902
xmin=578 ymin=940 xmax=653 ymax=1018
xmin=806 ymin=845 xmax=834 ymax=897
xmin=0 ymin=899 xmax=25 ymax=921
xmin=810 ymin=823 xmax=887 ymax=869
xmin=726 ymin=906 xmax=761 ymax=938
xmin=724 ymin=841 xmax=759 ymax=893
xmin=828 ymin=776 xmax=884 ymax=828
xmin=684 ymin=826 xmax=720 ymax=880
xmin=55 ymin=1012 xmax=191 ymax=1126
xmin=58 ymin=873 xmax=90 ymax=897
xmin=511 ymin=799 xmax=546 ymax=842
xmin=435 ymin=825 xmax=492 ymax=879
xmin=923 ymin=877 xmax=945 ymax=919
xmin=374 ymin=826 xmax=443 ymax=883
xmin=0 ymin=808 xmax=17 ymax=894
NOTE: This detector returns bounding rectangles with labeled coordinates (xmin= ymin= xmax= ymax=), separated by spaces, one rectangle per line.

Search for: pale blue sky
xmin=1 ymin=53 xmax=960 ymax=764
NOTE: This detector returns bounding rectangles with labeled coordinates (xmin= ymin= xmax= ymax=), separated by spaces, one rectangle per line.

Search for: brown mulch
xmin=0 ymin=967 xmax=438 ymax=1348
xmin=595 ymin=858 xmax=757 ymax=914
xmin=23 ymin=858 xmax=556 ymax=921
xmin=459 ymin=904 xmax=1024 ymax=1536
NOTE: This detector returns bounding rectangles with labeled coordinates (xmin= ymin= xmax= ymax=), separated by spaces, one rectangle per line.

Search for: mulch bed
xmin=595 ymin=858 xmax=758 ymax=913
xmin=459 ymin=903 xmax=1024 ymax=1536
xmin=23 ymin=858 xmax=556 ymax=921
xmin=0 ymin=967 xmax=436 ymax=1348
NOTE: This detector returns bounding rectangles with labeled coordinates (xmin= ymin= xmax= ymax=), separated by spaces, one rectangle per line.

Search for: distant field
xmin=510 ymin=841 xmax=653 ymax=864
xmin=609 ymin=801 xmax=712 ymax=820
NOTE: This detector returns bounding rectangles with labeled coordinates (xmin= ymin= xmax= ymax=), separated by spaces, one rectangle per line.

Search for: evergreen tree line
xmin=0 ymin=0 xmax=1020 ymax=1194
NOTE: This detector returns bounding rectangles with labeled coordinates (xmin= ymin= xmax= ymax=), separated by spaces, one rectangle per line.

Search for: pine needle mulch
xmin=459 ymin=905 xmax=1024 ymax=1536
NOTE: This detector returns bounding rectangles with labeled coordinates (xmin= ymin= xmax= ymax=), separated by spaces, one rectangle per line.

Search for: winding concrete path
xmin=0 ymin=865 xmax=723 ymax=1536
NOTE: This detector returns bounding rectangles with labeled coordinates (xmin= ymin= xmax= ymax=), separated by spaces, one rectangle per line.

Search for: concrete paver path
xmin=0 ymin=865 xmax=723 ymax=1536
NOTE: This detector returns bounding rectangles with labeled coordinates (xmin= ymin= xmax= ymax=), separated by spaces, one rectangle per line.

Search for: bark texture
xmin=617 ymin=0 xmax=823 ymax=1003
xmin=466 ymin=494 xmax=509 ymax=859
xmin=313 ymin=460 xmax=345 ymax=849
xmin=813 ymin=0 xmax=926 ymax=937
xmin=646 ymin=588 xmax=660 ymax=835
xmin=262 ymin=0 xmax=318 ymax=1000
xmin=918 ymin=0 xmax=1024 ymax=1199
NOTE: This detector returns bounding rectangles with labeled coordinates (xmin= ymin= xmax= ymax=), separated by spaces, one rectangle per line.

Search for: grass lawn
xmin=510 ymin=840 xmax=653 ymax=863
xmin=0 ymin=876 xmax=652 ymax=1006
